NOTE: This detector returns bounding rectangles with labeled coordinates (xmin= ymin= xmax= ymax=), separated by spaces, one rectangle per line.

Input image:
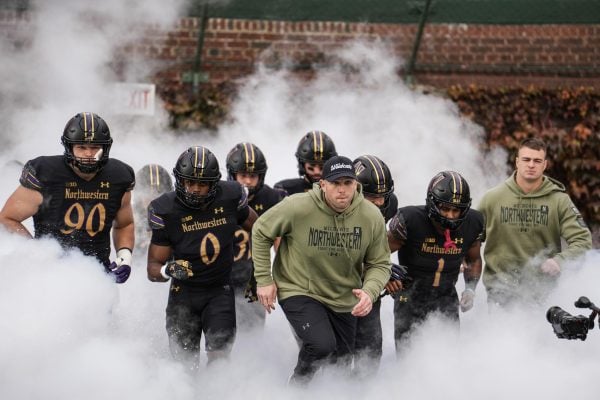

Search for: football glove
xmin=107 ymin=248 xmax=132 ymax=284
xmin=161 ymin=259 xmax=194 ymax=281
xmin=244 ymin=274 xmax=258 ymax=303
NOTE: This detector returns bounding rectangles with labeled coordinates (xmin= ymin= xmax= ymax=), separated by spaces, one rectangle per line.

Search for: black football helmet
xmin=295 ymin=130 xmax=337 ymax=180
xmin=61 ymin=112 xmax=113 ymax=174
xmin=173 ymin=146 xmax=221 ymax=209
xmin=425 ymin=171 xmax=472 ymax=230
xmin=353 ymin=155 xmax=394 ymax=208
xmin=135 ymin=164 xmax=173 ymax=194
xmin=226 ymin=142 xmax=267 ymax=195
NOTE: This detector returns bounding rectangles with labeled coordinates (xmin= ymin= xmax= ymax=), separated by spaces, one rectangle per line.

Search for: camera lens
xmin=546 ymin=306 xmax=569 ymax=324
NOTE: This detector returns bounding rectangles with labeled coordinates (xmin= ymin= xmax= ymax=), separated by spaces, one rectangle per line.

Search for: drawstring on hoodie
xmin=443 ymin=229 xmax=457 ymax=250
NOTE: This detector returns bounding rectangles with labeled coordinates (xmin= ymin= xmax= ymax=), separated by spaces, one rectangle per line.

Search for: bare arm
xmin=385 ymin=211 xmax=407 ymax=293
xmin=463 ymin=240 xmax=482 ymax=290
xmin=112 ymin=191 xmax=135 ymax=252
xmin=387 ymin=231 xmax=404 ymax=253
xmin=147 ymin=243 xmax=172 ymax=282
xmin=0 ymin=186 xmax=42 ymax=238
xmin=387 ymin=209 xmax=407 ymax=253
xmin=241 ymin=207 xmax=258 ymax=232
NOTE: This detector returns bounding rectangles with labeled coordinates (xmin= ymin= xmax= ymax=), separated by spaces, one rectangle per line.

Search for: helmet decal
xmin=82 ymin=112 xmax=96 ymax=141
xmin=244 ymin=142 xmax=256 ymax=172
xmin=312 ymin=131 xmax=324 ymax=161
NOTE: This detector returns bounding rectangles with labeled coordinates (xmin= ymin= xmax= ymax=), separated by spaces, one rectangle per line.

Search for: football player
xmin=274 ymin=130 xmax=337 ymax=195
xmin=225 ymin=142 xmax=285 ymax=329
xmin=133 ymin=164 xmax=173 ymax=250
xmin=352 ymin=155 xmax=398 ymax=374
xmin=146 ymin=146 xmax=257 ymax=369
xmin=386 ymin=171 xmax=484 ymax=353
xmin=0 ymin=112 xmax=135 ymax=284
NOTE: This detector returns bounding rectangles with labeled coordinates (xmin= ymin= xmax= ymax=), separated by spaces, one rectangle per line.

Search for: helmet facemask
xmin=174 ymin=176 xmax=219 ymax=210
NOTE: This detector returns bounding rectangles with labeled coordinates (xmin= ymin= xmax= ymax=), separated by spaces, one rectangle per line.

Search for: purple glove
xmin=108 ymin=248 xmax=132 ymax=284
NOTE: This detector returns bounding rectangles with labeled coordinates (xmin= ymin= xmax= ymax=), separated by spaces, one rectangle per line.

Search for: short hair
xmin=518 ymin=138 xmax=547 ymax=157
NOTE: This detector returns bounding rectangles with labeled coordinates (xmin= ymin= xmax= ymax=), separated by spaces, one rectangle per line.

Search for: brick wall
xmin=133 ymin=18 xmax=600 ymax=89
xmin=2 ymin=11 xmax=599 ymax=89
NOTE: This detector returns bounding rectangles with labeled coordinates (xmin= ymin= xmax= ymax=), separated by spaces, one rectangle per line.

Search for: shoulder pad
xmin=19 ymin=161 xmax=42 ymax=191
xmin=147 ymin=203 xmax=165 ymax=230
xmin=389 ymin=209 xmax=408 ymax=241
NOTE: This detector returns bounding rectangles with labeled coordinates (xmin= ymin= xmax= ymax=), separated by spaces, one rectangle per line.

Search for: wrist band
xmin=160 ymin=264 xmax=170 ymax=280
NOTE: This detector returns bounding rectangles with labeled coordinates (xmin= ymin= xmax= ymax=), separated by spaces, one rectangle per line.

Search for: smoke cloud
xmin=0 ymin=2 xmax=597 ymax=400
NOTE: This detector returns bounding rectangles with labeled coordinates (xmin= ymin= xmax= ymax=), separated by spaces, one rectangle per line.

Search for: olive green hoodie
xmin=479 ymin=172 xmax=591 ymax=293
xmin=252 ymin=184 xmax=391 ymax=313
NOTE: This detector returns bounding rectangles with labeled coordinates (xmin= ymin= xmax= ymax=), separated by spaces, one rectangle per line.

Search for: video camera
xmin=546 ymin=296 xmax=600 ymax=341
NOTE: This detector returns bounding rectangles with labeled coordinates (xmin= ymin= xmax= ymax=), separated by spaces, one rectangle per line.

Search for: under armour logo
xmin=214 ymin=207 xmax=224 ymax=214
xmin=100 ymin=181 xmax=110 ymax=188
xmin=302 ymin=322 xmax=311 ymax=330
xmin=254 ymin=204 xmax=263 ymax=211
xmin=454 ymin=237 xmax=464 ymax=245
xmin=398 ymin=296 xmax=408 ymax=303
xmin=170 ymin=285 xmax=180 ymax=292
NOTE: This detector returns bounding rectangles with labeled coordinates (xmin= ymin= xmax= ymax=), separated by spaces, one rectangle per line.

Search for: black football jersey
xmin=232 ymin=184 xmax=285 ymax=265
xmin=148 ymin=181 xmax=251 ymax=287
xmin=274 ymin=177 xmax=312 ymax=195
xmin=20 ymin=155 xmax=135 ymax=264
xmin=396 ymin=205 xmax=484 ymax=288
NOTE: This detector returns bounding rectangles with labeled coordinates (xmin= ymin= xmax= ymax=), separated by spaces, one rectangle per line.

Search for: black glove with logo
xmin=160 ymin=259 xmax=194 ymax=280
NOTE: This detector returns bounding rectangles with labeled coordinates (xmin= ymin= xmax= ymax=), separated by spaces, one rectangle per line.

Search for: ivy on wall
xmin=157 ymin=82 xmax=234 ymax=131
xmin=448 ymin=85 xmax=600 ymax=231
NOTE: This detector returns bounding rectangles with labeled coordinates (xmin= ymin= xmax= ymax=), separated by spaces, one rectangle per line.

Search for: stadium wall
xmin=1 ymin=10 xmax=599 ymax=89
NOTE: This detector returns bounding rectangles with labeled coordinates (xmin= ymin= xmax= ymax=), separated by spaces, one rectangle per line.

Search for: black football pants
xmin=354 ymin=297 xmax=382 ymax=372
xmin=393 ymin=283 xmax=459 ymax=353
xmin=280 ymin=295 xmax=356 ymax=384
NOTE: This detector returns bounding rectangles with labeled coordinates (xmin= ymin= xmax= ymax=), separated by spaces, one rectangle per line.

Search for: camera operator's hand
xmin=160 ymin=260 xmax=194 ymax=280
xmin=460 ymin=288 xmax=475 ymax=312
xmin=540 ymin=258 xmax=561 ymax=276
